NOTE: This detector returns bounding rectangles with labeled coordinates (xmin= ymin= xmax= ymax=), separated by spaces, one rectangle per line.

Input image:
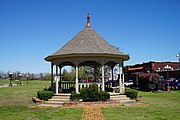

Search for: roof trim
xmin=45 ymin=53 xmax=130 ymax=62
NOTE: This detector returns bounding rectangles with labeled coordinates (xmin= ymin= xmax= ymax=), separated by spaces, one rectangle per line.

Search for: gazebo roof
xmin=45 ymin=14 xmax=129 ymax=62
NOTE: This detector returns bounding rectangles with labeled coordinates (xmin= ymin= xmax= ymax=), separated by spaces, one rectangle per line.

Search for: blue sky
xmin=0 ymin=0 xmax=180 ymax=73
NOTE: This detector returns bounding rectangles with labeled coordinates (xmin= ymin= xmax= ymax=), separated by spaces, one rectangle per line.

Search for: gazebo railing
xmin=60 ymin=81 xmax=75 ymax=93
xmin=105 ymin=81 xmax=119 ymax=92
xmin=78 ymin=82 xmax=102 ymax=91
xmin=56 ymin=81 xmax=119 ymax=93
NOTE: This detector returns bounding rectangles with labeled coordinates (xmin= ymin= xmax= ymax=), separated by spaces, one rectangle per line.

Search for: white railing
xmin=78 ymin=82 xmax=102 ymax=91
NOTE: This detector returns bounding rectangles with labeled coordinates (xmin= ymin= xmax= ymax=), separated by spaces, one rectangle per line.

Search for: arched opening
xmin=79 ymin=61 xmax=102 ymax=83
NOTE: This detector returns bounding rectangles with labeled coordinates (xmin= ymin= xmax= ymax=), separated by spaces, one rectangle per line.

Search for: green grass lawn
xmin=0 ymin=80 xmax=83 ymax=120
xmin=0 ymin=80 xmax=180 ymax=120
xmin=102 ymin=91 xmax=180 ymax=120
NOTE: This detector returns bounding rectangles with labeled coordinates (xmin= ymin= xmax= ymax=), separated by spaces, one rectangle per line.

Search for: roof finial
xmin=86 ymin=13 xmax=91 ymax=27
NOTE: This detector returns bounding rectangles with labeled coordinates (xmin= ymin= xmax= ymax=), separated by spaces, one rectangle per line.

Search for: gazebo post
xmin=119 ymin=63 xmax=123 ymax=94
xmin=75 ymin=64 xmax=79 ymax=93
xmin=55 ymin=65 xmax=59 ymax=94
xmin=51 ymin=63 xmax=54 ymax=89
xmin=56 ymin=65 xmax=58 ymax=76
xmin=94 ymin=66 xmax=97 ymax=82
xmin=59 ymin=66 xmax=62 ymax=89
xmin=102 ymin=65 xmax=105 ymax=91
xmin=122 ymin=63 xmax=125 ymax=94
xmin=111 ymin=66 xmax=114 ymax=87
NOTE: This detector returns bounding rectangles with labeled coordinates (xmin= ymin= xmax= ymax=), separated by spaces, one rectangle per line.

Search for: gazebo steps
xmin=110 ymin=94 xmax=127 ymax=98
xmin=55 ymin=93 xmax=71 ymax=96
xmin=52 ymin=96 xmax=70 ymax=99
xmin=43 ymin=92 xmax=136 ymax=106
xmin=44 ymin=93 xmax=71 ymax=106
xmin=110 ymin=97 xmax=130 ymax=101
xmin=109 ymin=93 xmax=136 ymax=105
xmin=109 ymin=92 xmax=122 ymax=96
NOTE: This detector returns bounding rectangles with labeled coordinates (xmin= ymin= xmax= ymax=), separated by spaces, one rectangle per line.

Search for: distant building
xmin=124 ymin=61 xmax=180 ymax=80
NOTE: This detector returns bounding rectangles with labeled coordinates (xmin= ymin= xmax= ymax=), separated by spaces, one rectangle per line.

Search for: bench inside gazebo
xmin=45 ymin=13 xmax=130 ymax=94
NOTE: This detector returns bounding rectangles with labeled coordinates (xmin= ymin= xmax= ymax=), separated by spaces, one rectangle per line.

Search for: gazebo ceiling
xmin=45 ymin=13 xmax=130 ymax=63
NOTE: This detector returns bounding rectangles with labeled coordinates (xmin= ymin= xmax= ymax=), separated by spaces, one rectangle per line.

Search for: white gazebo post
xmin=51 ymin=63 xmax=54 ymax=88
xmin=56 ymin=65 xmax=58 ymax=76
xmin=55 ymin=76 xmax=59 ymax=94
xmin=122 ymin=63 xmax=125 ymax=94
xmin=102 ymin=65 xmax=105 ymax=91
xmin=111 ymin=65 xmax=116 ymax=87
xmin=119 ymin=63 xmax=123 ymax=94
xmin=75 ymin=65 xmax=79 ymax=93
xmin=59 ymin=66 xmax=62 ymax=89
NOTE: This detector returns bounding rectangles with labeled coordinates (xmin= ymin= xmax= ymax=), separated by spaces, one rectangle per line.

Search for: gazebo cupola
xmin=45 ymin=13 xmax=130 ymax=94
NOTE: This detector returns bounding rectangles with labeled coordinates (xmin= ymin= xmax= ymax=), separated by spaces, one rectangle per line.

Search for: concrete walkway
xmin=82 ymin=106 xmax=105 ymax=120
xmin=0 ymin=84 xmax=17 ymax=88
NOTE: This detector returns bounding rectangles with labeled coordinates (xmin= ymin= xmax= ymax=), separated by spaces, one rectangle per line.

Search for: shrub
xmin=80 ymin=84 xmax=99 ymax=102
xmin=37 ymin=90 xmax=54 ymax=101
xmin=70 ymin=91 xmax=80 ymax=101
xmin=70 ymin=84 xmax=110 ymax=102
xmin=71 ymin=84 xmax=110 ymax=102
xmin=98 ymin=91 xmax=110 ymax=101
xmin=125 ymin=88 xmax=138 ymax=99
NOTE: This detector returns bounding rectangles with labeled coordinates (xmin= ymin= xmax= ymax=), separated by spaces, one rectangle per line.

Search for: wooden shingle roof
xmin=45 ymin=14 xmax=129 ymax=62
xmin=52 ymin=26 xmax=126 ymax=56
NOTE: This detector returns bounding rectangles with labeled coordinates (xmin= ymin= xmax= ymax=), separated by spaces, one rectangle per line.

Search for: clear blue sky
xmin=0 ymin=0 xmax=180 ymax=73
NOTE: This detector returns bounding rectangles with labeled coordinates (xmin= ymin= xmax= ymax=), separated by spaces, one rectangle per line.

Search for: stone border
xmin=64 ymin=101 xmax=121 ymax=107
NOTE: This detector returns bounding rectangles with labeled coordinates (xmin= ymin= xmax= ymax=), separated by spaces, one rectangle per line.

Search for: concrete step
xmin=109 ymin=93 xmax=134 ymax=104
xmin=52 ymin=96 xmax=70 ymax=99
xmin=48 ymin=98 xmax=70 ymax=102
xmin=109 ymin=92 xmax=120 ymax=96
xmin=110 ymin=97 xmax=130 ymax=100
xmin=55 ymin=93 xmax=71 ymax=96
xmin=45 ymin=93 xmax=71 ymax=106
xmin=110 ymin=95 xmax=127 ymax=98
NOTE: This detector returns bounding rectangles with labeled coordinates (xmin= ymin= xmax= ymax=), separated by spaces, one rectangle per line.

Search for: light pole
xmin=18 ymin=73 xmax=22 ymax=85
xmin=26 ymin=74 xmax=29 ymax=84
xmin=9 ymin=72 xmax=13 ymax=87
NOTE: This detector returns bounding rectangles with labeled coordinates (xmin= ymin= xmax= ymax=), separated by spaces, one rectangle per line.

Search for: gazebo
xmin=45 ymin=13 xmax=130 ymax=94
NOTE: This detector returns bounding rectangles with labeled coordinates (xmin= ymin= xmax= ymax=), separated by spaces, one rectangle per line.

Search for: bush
xmin=70 ymin=91 xmax=80 ymax=101
xmin=98 ymin=91 xmax=110 ymax=101
xmin=80 ymin=84 xmax=99 ymax=102
xmin=125 ymin=88 xmax=138 ymax=99
xmin=70 ymin=84 xmax=110 ymax=102
xmin=37 ymin=90 xmax=54 ymax=101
